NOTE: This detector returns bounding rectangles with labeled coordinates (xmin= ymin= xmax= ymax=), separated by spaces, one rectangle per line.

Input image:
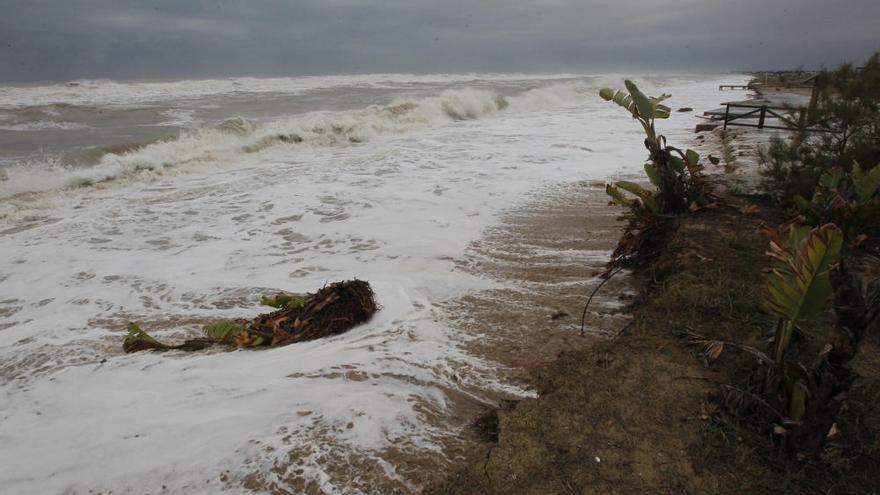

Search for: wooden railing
xmin=722 ymin=103 xmax=834 ymax=133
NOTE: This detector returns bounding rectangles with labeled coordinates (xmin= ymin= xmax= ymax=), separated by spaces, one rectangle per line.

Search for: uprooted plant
xmin=123 ymin=279 xmax=378 ymax=353
xmin=599 ymin=80 xmax=715 ymax=267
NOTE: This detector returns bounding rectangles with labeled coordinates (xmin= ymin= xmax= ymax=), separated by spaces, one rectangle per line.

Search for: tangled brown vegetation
xmin=123 ymin=279 xmax=378 ymax=353
xmin=252 ymin=279 xmax=378 ymax=347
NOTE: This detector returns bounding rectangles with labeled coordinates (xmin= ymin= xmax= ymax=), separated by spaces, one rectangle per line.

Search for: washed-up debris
xmin=122 ymin=323 xmax=224 ymax=353
xmin=123 ymin=279 xmax=377 ymax=353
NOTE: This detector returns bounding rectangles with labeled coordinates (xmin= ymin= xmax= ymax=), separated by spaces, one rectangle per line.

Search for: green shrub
xmin=599 ymin=80 xmax=714 ymax=265
xmin=759 ymin=53 xmax=880 ymax=203
xmin=793 ymin=162 xmax=880 ymax=242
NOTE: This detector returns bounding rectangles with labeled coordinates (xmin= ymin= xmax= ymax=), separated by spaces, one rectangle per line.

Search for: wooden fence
xmin=721 ymin=103 xmax=834 ymax=133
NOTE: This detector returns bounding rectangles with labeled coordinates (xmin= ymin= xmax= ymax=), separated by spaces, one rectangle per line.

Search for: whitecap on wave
xmin=0 ymin=81 xmax=595 ymax=201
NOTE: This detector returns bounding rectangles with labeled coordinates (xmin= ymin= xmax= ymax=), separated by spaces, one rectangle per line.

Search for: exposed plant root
xmin=253 ymin=279 xmax=378 ymax=347
xmin=579 ymin=266 xmax=625 ymax=337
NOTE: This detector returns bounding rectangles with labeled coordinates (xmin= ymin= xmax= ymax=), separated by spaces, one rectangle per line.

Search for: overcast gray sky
xmin=1 ymin=0 xmax=878 ymax=82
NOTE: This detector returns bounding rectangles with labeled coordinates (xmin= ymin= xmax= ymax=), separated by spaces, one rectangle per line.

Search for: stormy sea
xmin=0 ymin=73 xmax=748 ymax=493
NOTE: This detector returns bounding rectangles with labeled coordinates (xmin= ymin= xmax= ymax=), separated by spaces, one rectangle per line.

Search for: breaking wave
xmin=0 ymin=103 xmax=92 ymax=131
xmin=0 ymin=73 xmax=590 ymax=109
xmin=0 ymin=82 xmax=591 ymax=201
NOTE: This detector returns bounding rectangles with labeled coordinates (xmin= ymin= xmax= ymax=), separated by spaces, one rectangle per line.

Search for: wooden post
xmin=807 ymin=74 xmax=821 ymax=124
xmin=758 ymin=106 xmax=767 ymax=129
xmin=723 ymin=104 xmax=730 ymax=130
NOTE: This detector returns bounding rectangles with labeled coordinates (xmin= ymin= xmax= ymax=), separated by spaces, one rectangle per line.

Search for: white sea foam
xmin=0 ymin=74 xmax=751 ymax=493
xmin=157 ymin=108 xmax=201 ymax=128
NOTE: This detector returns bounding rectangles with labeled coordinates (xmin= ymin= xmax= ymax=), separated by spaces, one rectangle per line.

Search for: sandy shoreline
xmin=239 ymin=179 xmax=639 ymax=492
xmin=448 ymin=181 xmax=634 ymax=384
xmin=249 ymin=93 xmax=749 ymax=493
xmin=420 ymin=97 xmax=765 ymax=493
xmin=427 ymin=127 xmax=718 ymax=495
xmin=430 ymin=79 xmax=880 ymax=494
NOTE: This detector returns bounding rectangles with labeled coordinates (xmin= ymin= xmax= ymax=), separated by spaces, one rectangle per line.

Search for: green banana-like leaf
xmin=123 ymin=323 xmax=172 ymax=352
xmin=788 ymin=380 xmax=809 ymax=422
xmin=615 ymin=180 xmax=652 ymax=199
xmin=605 ymin=184 xmax=631 ymax=206
xmin=652 ymin=94 xmax=672 ymax=119
xmin=685 ymin=149 xmax=700 ymax=167
xmin=599 ymin=88 xmax=635 ymax=116
xmin=654 ymin=104 xmax=671 ymax=119
xmin=792 ymin=195 xmax=811 ymax=213
xmin=261 ymin=292 xmax=310 ymax=309
xmin=818 ymin=167 xmax=843 ymax=190
xmin=203 ymin=321 xmax=245 ymax=340
xmin=784 ymin=225 xmax=813 ymax=255
xmin=644 ymin=163 xmax=661 ymax=186
xmin=852 ymin=161 xmax=880 ymax=202
xmin=625 ymin=80 xmax=654 ymax=120
xmin=600 ymin=84 xmax=671 ymax=119
xmin=764 ymin=223 xmax=843 ymax=323
xmin=763 ymin=220 xmax=811 ymax=264
xmin=668 ymin=154 xmax=685 ymax=173
xmin=616 ymin=180 xmax=659 ymax=212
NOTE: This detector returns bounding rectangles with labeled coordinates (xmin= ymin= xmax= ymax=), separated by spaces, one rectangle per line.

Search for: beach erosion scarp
xmin=431 ymin=77 xmax=880 ymax=495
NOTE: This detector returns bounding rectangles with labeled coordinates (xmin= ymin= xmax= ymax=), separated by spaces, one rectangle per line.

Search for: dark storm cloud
xmin=0 ymin=0 xmax=877 ymax=81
